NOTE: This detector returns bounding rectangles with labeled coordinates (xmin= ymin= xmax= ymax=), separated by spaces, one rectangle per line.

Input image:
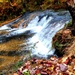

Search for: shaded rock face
xmin=69 ymin=6 xmax=75 ymax=35
xmin=66 ymin=0 xmax=75 ymax=35
xmin=67 ymin=4 xmax=75 ymax=26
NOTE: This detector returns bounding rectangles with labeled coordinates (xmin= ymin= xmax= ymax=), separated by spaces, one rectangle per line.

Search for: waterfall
xmin=26 ymin=10 xmax=71 ymax=58
xmin=0 ymin=10 xmax=71 ymax=58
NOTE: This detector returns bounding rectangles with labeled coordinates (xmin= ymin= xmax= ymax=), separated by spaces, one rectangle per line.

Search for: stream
xmin=0 ymin=10 xmax=71 ymax=74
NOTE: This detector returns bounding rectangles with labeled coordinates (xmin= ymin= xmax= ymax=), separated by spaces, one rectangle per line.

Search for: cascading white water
xmin=0 ymin=10 xmax=71 ymax=58
xmin=26 ymin=10 xmax=71 ymax=58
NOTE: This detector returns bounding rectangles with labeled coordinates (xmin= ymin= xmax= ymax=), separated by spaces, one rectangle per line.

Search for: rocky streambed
xmin=0 ymin=10 xmax=71 ymax=74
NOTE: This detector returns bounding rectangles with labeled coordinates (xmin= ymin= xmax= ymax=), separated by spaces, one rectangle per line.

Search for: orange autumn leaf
xmin=60 ymin=0 xmax=66 ymax=2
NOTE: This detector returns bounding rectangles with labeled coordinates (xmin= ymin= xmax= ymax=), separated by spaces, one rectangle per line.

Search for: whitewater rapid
xmin=0 ymin=10 xmax=71 ymax=58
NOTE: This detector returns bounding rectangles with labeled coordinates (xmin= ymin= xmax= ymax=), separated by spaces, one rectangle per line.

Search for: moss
xmin=65 ymin=20 xmax=72 ymax=28
xmin=13 ymin=61 xmax=23 ymax=71
xmin=54 ymin=41 xmax=63 ymax=50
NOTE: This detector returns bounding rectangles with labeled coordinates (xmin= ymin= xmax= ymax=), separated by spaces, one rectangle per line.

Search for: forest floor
xmin=0 ymin=0 xmax=67 ymax=23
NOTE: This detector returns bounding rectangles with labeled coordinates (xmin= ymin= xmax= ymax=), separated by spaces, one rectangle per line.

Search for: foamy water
xmin=0 ymin=10 xmax=71 ymax=58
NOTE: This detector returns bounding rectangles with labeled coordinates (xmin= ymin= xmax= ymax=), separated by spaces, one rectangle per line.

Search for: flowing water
xmin=0 ymin=10 xmax=71 ymax=74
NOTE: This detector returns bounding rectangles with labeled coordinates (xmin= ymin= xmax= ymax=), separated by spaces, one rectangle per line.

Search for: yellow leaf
xmin=0 ymin=0 xmax=8 ymax=2
xmin=47 ymin=65 xmax=54 ymax=71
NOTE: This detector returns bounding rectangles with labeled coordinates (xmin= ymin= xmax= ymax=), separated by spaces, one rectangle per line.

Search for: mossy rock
xmin=53 ymin=28 xmax=72 ymax=57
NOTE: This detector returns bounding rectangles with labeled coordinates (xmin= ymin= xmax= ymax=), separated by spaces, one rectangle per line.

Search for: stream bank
xmin=53 ymin=20 xmax=75 ymax=57
xmin=0 ymin=0 xmax=67 ymax=23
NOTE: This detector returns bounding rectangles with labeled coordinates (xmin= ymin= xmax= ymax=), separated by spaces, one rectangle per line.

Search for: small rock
xmin=59 ymin=64 xmax=68 ymax=72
